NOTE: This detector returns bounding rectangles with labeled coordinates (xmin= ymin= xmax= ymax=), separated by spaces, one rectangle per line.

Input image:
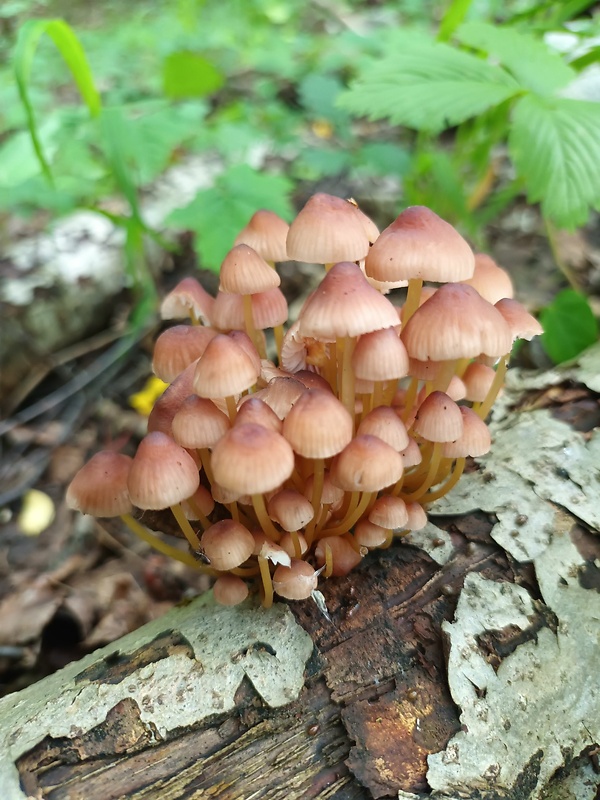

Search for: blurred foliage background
xmin=1 ymin=0 xmax=600 ymax=362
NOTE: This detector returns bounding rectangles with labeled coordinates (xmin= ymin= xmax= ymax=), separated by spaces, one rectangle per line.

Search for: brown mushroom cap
xmin=357 ymin=406 xmax=410 ymax=452
xmin=402 ymin=283 xmax=513 ymax=361
xmin=234 ymin=209 xmax=289 ymax=263
xmin=211 ymin=424 xmax=295 ymax=494
xmin=283 ymin=389 xmax=353 ymax=458
xmin=298 ymin=261 xmax=400 ymax=342
xmin=152 ymin=325 xmax=217 ymax=383
xmin=273 ymin=559 xmax=318 ymax=600
xmin=412 ymin=392 xmax=463 ymax=443
xmin=286 ymin=193 xmax=370 ymax=264
xmin=213 ymin=574 xmax=249 ymax=606
xmin=330 ymin=435 xmax=404 ymax=492
xmin=315 ymin=536 xmax=363 ymax=576
xmin=365 ymin=205 xmax=475 ymax=284
xmin=160 ymin=277 xmax=214 ymax=323
xmin=127 ymin=432 xmax=200 ymax=510
xmin=461 ymin=253 xmax=514 ymax=304
xmin=219 ymin=244 xmax=281 ymax=295
xmin=351 ymin=327 xmax=409 ymax=382
xmin=442 ymin=406 xmax=491 ymax=458
xmin=193 ymin=334 xmax=260 ymax=399
xmin=267 ymin=489 xmax=314 ymax=531
xmin=495 ymin=298 xmax=543 ymax=341
xmin=171 ymin=395 xmax=231 ymax=449
xmin=67 ymin=451 xmax=133 ymax=517
xmin=368 ymin=495 xmax=409 ymax=530
xmin=201 ymin=520 xmax=255 ymax=571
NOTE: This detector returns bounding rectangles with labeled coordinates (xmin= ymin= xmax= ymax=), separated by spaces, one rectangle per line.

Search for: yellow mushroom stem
xmin=379 ymin=528 xmax=394 ymax=549
xmin=402 ymin=277 xmax=424 ymax=326
xmin=339 ymin=335 xmax=357 ymax=426
xmin=359 ymin=391 xmax=374 ymax=418
xmin=320 ymin=491 xmax=374 ymax=537
xmin=189 ymin=309 xmax=200 ymax=325
xmin=421 ymin=457 xmax=466 ymax=503
xmin=252 ymin=493 xmax=281 ymax=542
xmin=401 ymin=442 xmax=444 ymax=502
xmin=198 ymin=448 xmax=214 ymax=484
xmin=305 ymin=458 xmax=325 ymax=546
xmin=401 ymin=377 xmax=419 ymax=423
xmin=315 ymin=503 xmax=331 ymax=534
xmin=170 ymin=503 xmax=202 ymax=550
xmin=258 ymin=555 xmax=274 ymax=608
xmin=289 ymin=531 xmax=303 ymax=559
xmin=372 ymin=379 xmax=385 ymax=409
xmin=432 ymin=359 xmax=457 ymax=395
xmin=273 ymin=324 xmax=284 ymax=361
xmin=475 ymin=354 xmax=509 ymax=420
xmin=120 ymin=513 xmax=210 ymax=571
xmin=323 ymin=541 xmax=334 ymax=577
xmin=225 ymin=395 xmax=238 ymax=423
xmin=188 ymin=498 xmax=211 ymax=531
xmin=242 ymin=294 xmax=266 ymax=359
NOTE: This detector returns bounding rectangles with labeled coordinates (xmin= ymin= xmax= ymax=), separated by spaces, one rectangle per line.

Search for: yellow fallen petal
xmin=129 ymin=376 xmax=168 ymax=416
xmin=18 ymin=489 xmax=55 ymax=536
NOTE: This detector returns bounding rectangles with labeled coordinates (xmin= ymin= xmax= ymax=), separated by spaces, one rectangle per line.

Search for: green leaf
xmin=540 ymin=289 xmax=598 ymax=364
xmin=509 ymin=94 xmax=600 ymax=228
xmin=438 ymin=0 xmax=474 ymax=42
xmin=339 ymin=32 xmax=521 ymax=133
xmin=298 ymin=74 xmax=347 ymax=123
xmin=354 ymin=141 xmax=411 ymax=177
xmin=456 ymin=21 xmax=575 ymax=95
xmin=13 ymin=18 xmax=102 ymax=183
xmin=166 ymin=164 xmax=294 ymax=271
xmin=296 ymin=147 xmax=349 ymax=178
xmin=163 ymin=51 xmax=224 ymax=99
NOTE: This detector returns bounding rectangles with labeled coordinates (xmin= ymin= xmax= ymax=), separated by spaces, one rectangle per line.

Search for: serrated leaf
xmin=166 ymin=164 xmax=294 ymax=271
xmin=540 ymin=289 xmax=598 ymax=364
xmin=339 ymin=33 xmax=520 ymax=133
xmin=438 ymin=0 xmax=473 ymax=42
xmin=456 ymin=21 xmax=575 ymax=96
xmin=509 ymin=94 xmax=600 ymax=228
xmin=163 ymin=51 xmax=224 ymax=99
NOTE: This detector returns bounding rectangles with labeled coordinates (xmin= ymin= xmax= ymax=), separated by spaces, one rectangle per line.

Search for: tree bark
xmin=2 ymin=346 xmax=600 ymax=800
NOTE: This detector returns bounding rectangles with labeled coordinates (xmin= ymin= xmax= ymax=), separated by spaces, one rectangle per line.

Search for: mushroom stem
xmin=188 ymin=498 xmax=211 ymax=531
xmin=421 ymin=457 xmax=466 ymax=503
xmin=432 ymin=359 xmax=457 ymax=395
xmin=170 ymin=503 xmax=202 ymax=551
xmin=242 ymin=294 xmax=266 ymax=359
xmin=402 ymin=278 xmax=424 ymax=325
xmin=323 ymin=541 xmax=334 ymax=577
xmin=289 ymin=531 xmax=303 ymax=559
xmin=274 ymin=324 xmax=284 ymax=362
xmin=475 ymin=354 xmax=508 ymax=420
xmin=225 ymin=395 xmax=238 ymax=423
xmin=120 ymin=513 xmax=208 ymax=571
xmin=339 ymin=335 xmax=357 ymax=427
xmin=252 ymin=493 xmax=281 ymax=542
xmin=401 ymin=377 xmax=419 ymax=423
xmin=305 ymin=458 xmax=325 ymax=545
xmin=401 ymin=442 xmax=443 ymax=502
xmin=258 ymin=555 xmax=274 ymax=608
xmin=320 ymin=491 xmax=373 ymax=537
xmin=198 ymin=448 xmax=214 ymax=484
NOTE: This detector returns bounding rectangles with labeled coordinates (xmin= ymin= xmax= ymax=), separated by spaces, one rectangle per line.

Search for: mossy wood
xmin=2 ymin=347 xmax=600 ymax=800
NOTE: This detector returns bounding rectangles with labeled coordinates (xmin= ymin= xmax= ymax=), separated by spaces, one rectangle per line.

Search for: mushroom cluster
xmin=67 ymin=195 xmax=542 ymax=607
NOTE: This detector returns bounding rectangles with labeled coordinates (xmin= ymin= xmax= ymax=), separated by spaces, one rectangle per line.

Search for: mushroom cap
xmin=461 ymin=253 xmax=514 ymax=304
xmin=67 ymin=451 xmax=133 ymax=517
xmin=286 ymin=193 xmax=370 ymax=264
xmin=233 ymin=209 xmax=290 ymax=263
xmin=357 ymin=406 xmax=410 ymax=452
xmin=160 ymin=277 xmax=214 ymax=323
xmin=351 ymin=327 xmax=409 ymax=382
xmin=495 ymin=298 xmax=543 ymax=341
xmin=462 ymin=362 xmax=496 ymax=402
xmin=147 ymin=360 xmax=198 ymax=436
xmin=213 ymin=574 xmax=249 ymax=606
xmin=368 ymin=495 xmax=409 ymax=530
xmin=171 ymin=395 xmax=231 ymax=449
xmin=354 ymin=518 xmax=388 ymax=548
xmin=193 ymin=334 xmax=260 ymax=399
xmin=400 ymin=438 xmax=422 ymax=467
xmin=298 ymin=261 xmax=400 ymax=342
xmin=315 ymin=536 xmax=363 ymax=576
xmin=365 ymin=205 xmax=474 ymax=283
xmin=234 ymin=397 xmax=282 ymax=433
xmin=283 ymin=389 xmax=353 ymax=458
xmin=442 ymin=406 xmax=491 ymax=458
xmin=267 ymin=489 xmax=314 ymax=532
xmin=211 ymin=424 xmax=295 ymax=494
xmin=273 ymin=559 xmax=318 ymax=600
xmin=405 ymin=502 xmax=428 ymax=531
xmin=412 ymin=392 xmax=463 ymax=443
xmin=401 ymin=283 xmax=513 ymax=361
xmin=211 ymin=287 xmax=288 ymax=331
xmin=201 ymin=520 xmax=254 ymax=571
xmin=127 ymin=432 xmax=200 ymax=510
xmin=330 ymin=435 xmax=404 ymax=492
xmin=152 ymin=325 xmax=217 ymax=383
xmin=250 ymin=376 xmax=306 ymax=420
xmin=219 ymin=244 xmax=281 ymax=295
